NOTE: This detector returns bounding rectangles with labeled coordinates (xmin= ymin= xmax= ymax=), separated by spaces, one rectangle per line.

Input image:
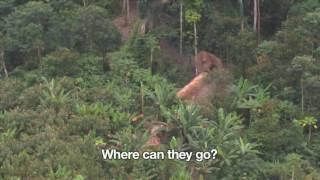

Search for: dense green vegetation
xmin=0 ymin=0 xmax=319 ymax=179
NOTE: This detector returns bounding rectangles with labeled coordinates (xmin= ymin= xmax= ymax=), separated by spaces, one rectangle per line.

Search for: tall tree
xmin=180 ymin=0 xmax=184 ymax=56
xmin=69 ymin=6 xmax=121 ymax=54
xmin=185 ymin=0 xmax=203 ymax=74
xmin=122 ymin=0 xmax=130 ymax=25
xmin=239 ymin=0 xmax=244 ymax=32
xmin=0 ymin=33 xmax=8 ymax=78
xmin=290 ymin=55 xmax=317 ymax=115
xmin=4 ymin=1 xmax=53 ymax=67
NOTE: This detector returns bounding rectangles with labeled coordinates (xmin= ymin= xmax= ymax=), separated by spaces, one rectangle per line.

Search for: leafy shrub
xmin=0 ymin=79 xmax=25 ymax=110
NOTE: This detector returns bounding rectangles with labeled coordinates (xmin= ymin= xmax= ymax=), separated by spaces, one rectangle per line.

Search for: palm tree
xmin=146 ymin=81 xmax=175 ymax=120
xmin=233 ymin=77 xmax=271 ymax=108
xmin=214 ymin=108 xmax=244 ymax=147
xmin=232 ymin=77 xmax=257 ymax=108
xmin=40 ymin=77 xmax=71 ymax=114
xmin=185 ymin=9 xmax=201 ymax=63
xmin=176 ymin=103 xmax=207 ymax=146
xmin=238 ymin=137 xmax=260 ymax=155
xmin=294 ymin=116 xmax=318 ymax=143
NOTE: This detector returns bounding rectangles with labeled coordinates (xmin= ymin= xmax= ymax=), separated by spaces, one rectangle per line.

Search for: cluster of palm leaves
xmin=144 ymin=81 xmax=261 ymax=178
xmin=40 ymin=77 xmax=71 ymax=114
xmin=232 ymin=77 xmax=271 ymax=109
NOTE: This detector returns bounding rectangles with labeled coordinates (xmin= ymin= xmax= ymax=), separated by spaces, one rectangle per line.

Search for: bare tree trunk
xmin=194 ymin=22 xmax=198 ymax=75
xmin=83 ymin=0 xmax=87 ymax=7
xmin=253 ymin=0 xmax=257 ymax=31
xmin=253 ymin=0 xmax=261 ymax=44
xmin=301 ymin=78 xmax=304 ymax=115
xmin=126 ymin=0 xmax=130 ymax=23
xmin=122 ymin=0 xmax=127 ymax=24
xmin=291 ymin=166 xmax=295 ymax=180
xmin=122 ymin=0 xmax=126 ymax=13
xmin=308 ymin=124 xmax=312 ymax=143
xmin=180 ymin=0 xmax=183 ymax=56
xmin=0 ymin=48 xmax=8 ymax=78
xmin=140 ymin=82 xmax=144 ymax=114
xmin=37 ymin=47 xmax=42 ymax=70
xmin=257 ymin=0 xmax=260 ymax=43
xmin=239 ymin=0 xmax=244 ymax=32
xmin=150 ymin=48 xmax=154 ymax=74
xmin=123 ymin=0 xmax=130 ymax=25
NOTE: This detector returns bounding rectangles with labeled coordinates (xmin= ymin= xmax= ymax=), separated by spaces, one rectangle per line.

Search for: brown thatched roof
xmin=176 ymin=72 xmax=215 ymax=102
